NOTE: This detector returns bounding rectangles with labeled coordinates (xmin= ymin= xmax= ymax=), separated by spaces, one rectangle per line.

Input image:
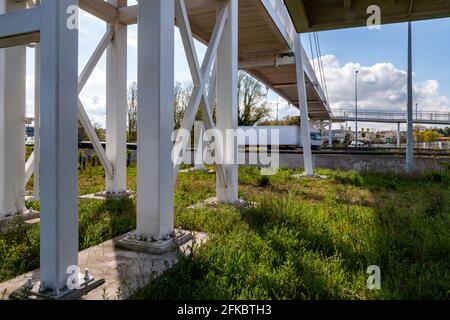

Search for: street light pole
xmin=276 ymin=102 xmax=279 ymax=124
xmin=415 ymin=103 xmax=418 ymax=121
xmin=355 ymin=70 xmax=359 ymax=144
xmin=406 ymin=22 xmax=414 ymax=172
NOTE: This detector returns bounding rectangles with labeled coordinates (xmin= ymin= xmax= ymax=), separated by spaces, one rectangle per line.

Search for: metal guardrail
xmin=332 ymin=109 xmax=450 ymax=124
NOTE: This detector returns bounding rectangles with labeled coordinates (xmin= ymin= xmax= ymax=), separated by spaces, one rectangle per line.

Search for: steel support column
xmin=106 ymin=0 xmax=128 ymax=194
xmin=0 ymin=0 xmax=27 ymax=218
xmin=136 ymin=0 xmax=175 ymax=241
xmin=397 ymin=122 xmax=401 ymax=148
xmin=194 ymin=121 xmax=205 ymax=170
xmin=216 ymin=0 xmax=238 ymax=203
xmin=406 ymin=22 xmax=414 ymax=172
xmin=294 ymin=34 xmax=314 ymax=176
xmin=33 ymin=43 xmax=40 ymax=199
xmin=39 ymin=0 xmax=79 ymax=290
xmin=328 ymin=122 xmax=332 ymax=146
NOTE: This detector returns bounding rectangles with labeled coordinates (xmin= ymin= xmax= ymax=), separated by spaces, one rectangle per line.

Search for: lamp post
xmin=276 ymin=102 xmax=279 ymax=124
xmin=415 ymin=103 xmax=418 ymax=121
xmin=406 ymin=22 xmax=414 ymax=172
xmin=355 ymin=70 xmax=359 ymax=144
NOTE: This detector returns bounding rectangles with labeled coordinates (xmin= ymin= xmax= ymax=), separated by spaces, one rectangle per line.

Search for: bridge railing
xmin=332 ymin=109 xmax=450 ymax=122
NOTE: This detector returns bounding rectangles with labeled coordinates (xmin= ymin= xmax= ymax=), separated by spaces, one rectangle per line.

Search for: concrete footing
xmin=188 ymin=197 xmax=248 ymax=210
xmin=115 ymin=229 xmax=193 ymax=255
xmin=179 ymin=168 xmax=215 ymax=174
xmin=0 ymin=209 xmax=40 ymax=230
xmin=0 ymin=230 xmax=206 ymax=300
xmin=79 ymin=190 xmax=135 ymax=201
xmin=293 ymin=173 xmax=328 ymax=180
xmin=9 ymin=277 xmax=105 ymax=300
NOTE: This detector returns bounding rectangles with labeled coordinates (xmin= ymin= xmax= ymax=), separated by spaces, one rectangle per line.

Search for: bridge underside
xmin=0 ymin=0 xmax=331 ymax=296
xmin=186 ymin=0 xmax=330 ymax=120
xmin=284 ymin=0 xmax=450 ymax=33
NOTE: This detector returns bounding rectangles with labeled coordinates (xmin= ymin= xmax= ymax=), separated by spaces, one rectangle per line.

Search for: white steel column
xmin=216 ymin=0 xmax=238 ymax=203
xmin=33 ymin=44 xmax=40 ymax=198
xmin=194 ymin=121 xmax=205 ymax=170
xmin=406 ymin=22 xmax=414 ymax=172
xmin=328 ymin=122 xmax=332 ymax=146
xmin=397 ymin=122 xmax=401 ymax=148
xmin=106 ymin=0 xmax=128 ymax=194
xmin=294 ymin=34 xmax=314 ymax=176
xmin=40 ymin=0 xmax=79 ymax=290
xmin=0 ymin=0 xmax=27 ymax=217
xmin=137 ymin=0 xmax=175 ymax=241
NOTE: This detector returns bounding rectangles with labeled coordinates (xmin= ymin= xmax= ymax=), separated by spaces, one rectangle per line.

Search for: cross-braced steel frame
xmin=0 ymin=0 xmax=316 ymax=293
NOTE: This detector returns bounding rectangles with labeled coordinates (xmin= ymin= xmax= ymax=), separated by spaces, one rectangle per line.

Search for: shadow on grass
xmin=239 ymin=170 xmax=450 ymax=299
xmin=133 ymin=169 xmax=450 ymax=300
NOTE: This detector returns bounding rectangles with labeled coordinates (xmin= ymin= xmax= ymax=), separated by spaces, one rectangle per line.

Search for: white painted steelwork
xmin=0 ymin=0 xmax=321 ymax=294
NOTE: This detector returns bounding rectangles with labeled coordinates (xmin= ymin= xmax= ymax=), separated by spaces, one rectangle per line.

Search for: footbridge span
xmin=332 ymin=110 xmax=450 ymax=126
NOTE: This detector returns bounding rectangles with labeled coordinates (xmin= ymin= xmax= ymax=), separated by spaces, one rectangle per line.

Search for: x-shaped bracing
xmin=173 ymin=0 xmax=228 ymax=187
xmin=22 ymin=5 xmax=115 ymax=183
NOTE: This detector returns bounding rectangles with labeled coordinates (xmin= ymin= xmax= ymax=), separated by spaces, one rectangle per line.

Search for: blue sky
xmin=25 ymin=9 xmax=450 ymax=131
xmin=306 ymin=18 xmax=450 ymax=98
xmin=302 ymin=18 xmax=450 ymax=130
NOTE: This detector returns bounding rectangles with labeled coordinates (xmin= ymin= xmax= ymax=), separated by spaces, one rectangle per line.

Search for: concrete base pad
xmin=293 ymin=173 xmax=328 ymax=180
xmin=0 ymin=210 xmax=40 ymax=230
xmin=0 ymin=230 xmax=207 ymax=300
xmin=79 ymin=190 xmax=135 ymax=201
xmin=115 ymin=229 xmax=193 ymax=255
xmin=9 ymin=277 xmax=105 ymax=300
xmin=25 ymin=195 xmax=38 ymax=202
xmin=188 ymin=197 xmax=248 ymax=210
xmin=179 ymin=168 xmax=215 ymax=174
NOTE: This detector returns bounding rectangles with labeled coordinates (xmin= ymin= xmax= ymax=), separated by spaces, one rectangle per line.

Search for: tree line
xmin=126 ymin=71 xmax=273 ymax=142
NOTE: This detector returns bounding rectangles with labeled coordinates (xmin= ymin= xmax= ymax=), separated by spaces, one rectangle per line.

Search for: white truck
xmin=238 ymin=122 xmax=322 ymax=150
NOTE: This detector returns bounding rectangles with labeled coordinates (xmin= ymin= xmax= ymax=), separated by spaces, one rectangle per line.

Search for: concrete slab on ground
xmin=292 ymin=173 xmax=328 ymax=180
xmin=188 ymin=197 xmax=250 ymax=210
xmin=0 ymin=230 xmax=207 ymax=300
xmin=79 ymin=191 xmax=135 ymax=201
xmin=179 ymin=168 xmax=215 ymax=174
xmin=0 ymin=210 xmax=40 ymax=230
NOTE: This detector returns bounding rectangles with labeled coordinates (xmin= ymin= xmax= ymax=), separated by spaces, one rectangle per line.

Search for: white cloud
xmin=266 ymin=95 xmax=299 ymax=121
xmin=263 ymin=55 xmax=450 ymax=130
xmin=314 ymin=55 xmax=450 ymax=130
xmin=127 ymin=28 xmax=137 ymax=49
xmin=25 ymin=10 xmax=449 ymax=133
xmin=79 ymin=66 xmax=107 ymax=127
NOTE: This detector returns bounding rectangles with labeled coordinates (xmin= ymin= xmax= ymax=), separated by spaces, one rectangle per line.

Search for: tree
xmin=127 ymin=82 xmax=138 ymax=142
xmin=77 ymin=121 xmax=105 ymax=142
xmin=237 ymin=71 xmax=271 ymax=126
xmin=259 ymin=115 xmax=300 ymax=126
xmin=436 ymin=127 xmax=450 ymax=137
xmin=414 ymin=126 xmax=443 ymax=142
xmin=174 ymin=82 xmax=194 ymax=130
xmin=93 ymin=123 xmax=106 ymax=141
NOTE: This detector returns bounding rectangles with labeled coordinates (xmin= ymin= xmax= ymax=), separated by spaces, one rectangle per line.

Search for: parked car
xmin=349 ymin=140 xmax=366 ymax=148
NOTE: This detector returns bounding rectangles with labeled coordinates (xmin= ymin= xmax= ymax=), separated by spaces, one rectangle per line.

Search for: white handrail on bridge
xmin=332 ymin=109 xmax=450 ymax=123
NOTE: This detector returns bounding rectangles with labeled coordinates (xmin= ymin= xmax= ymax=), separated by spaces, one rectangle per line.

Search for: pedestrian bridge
xmin=0 ymin=0 xmax=332 ymax=296
xmin=74 ymin=0 xmax=331 ymax=120
xmin=331 ymin=109 xmax=450 ymax=125
xmin=176 ymin=0 xmax=332 ymax=120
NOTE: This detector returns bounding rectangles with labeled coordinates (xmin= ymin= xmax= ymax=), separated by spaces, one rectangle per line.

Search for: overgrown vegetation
xmin=1 ymin=165 xmax=450 ymax=299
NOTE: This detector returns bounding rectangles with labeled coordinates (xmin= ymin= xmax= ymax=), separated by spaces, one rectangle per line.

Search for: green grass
xmin=0 ymin=198 xmax=136 ymax=282
xmin=2 ymin=164 xmax=450 ymax=300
